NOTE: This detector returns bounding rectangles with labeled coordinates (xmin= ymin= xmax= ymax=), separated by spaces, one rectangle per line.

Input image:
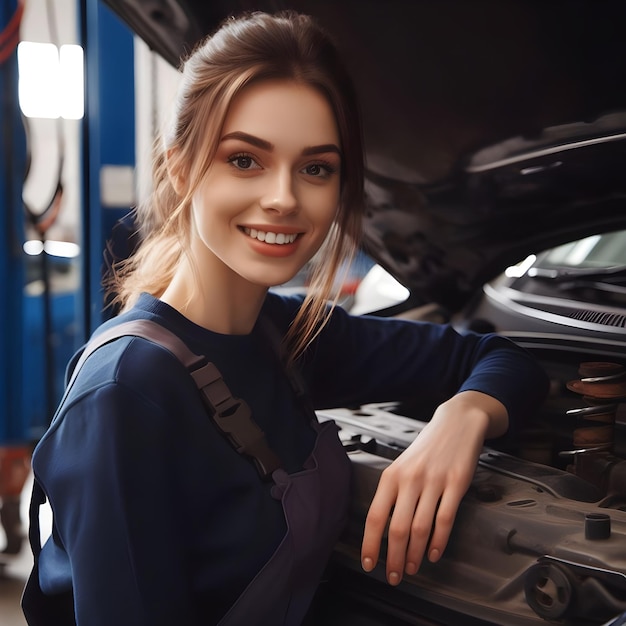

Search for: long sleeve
xmin=35 ymin=382 xmax=198 ymax=626
xmin=32 ymin=324 xmax=297 ymax=625
xmin=267 ymin=296 xmax=549 ymax=432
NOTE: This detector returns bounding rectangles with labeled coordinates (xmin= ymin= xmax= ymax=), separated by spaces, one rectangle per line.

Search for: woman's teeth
xmin=243 ymin=228 xmax=297 ymax=244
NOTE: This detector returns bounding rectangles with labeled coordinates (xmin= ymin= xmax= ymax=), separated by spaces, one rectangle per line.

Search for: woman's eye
xmin=228 ymin=154 xmax=260 ymax=170
xmin=303 ymin=162 xmax=336 ymax=178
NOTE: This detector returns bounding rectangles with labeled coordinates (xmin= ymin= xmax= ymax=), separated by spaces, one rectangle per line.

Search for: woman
xmin=25 ymin=10 xmax=549 ymax=625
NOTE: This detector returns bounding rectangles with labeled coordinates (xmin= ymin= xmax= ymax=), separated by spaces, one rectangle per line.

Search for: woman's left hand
xmin=360 ymin=390 xmax=509 ymax=585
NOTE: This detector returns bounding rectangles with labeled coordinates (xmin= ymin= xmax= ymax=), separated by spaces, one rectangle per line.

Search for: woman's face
xmin=189 ymin=79 xmax=342 ymax=289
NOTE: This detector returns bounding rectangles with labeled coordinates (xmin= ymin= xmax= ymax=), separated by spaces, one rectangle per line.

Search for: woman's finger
xmin=403 ymin=485 xmax=441 ymax=575
xmin=361 ymin=473 xmax=398 ymax=574
xmin=382 ymin=483 xmax=423 ymax=584
xmin=425 ymin=484 xmax=466 ymax=564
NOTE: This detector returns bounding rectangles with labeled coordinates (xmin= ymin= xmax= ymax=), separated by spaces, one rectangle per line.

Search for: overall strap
xmin=69 ymin=319 xmax=282 ymax=479
xmin=28 ymin=319 xmax=282 ymax=571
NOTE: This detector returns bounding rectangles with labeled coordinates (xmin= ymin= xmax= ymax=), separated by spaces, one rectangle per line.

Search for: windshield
xmin=536 ymin=230 xmax=626 ymax=271
xmin=504 ymin=230 xmax=626 ymax=309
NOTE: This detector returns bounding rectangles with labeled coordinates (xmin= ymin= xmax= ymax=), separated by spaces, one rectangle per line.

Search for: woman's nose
xmin=259 ymin=170 xmax=298 ymax=215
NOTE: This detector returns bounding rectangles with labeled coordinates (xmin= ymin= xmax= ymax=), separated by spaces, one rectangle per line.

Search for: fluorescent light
xmin=23 ymin=240 xmax=45 ymax=255
xmin=59 ymin=45 xmax=84 ymax=120
xmin=17 ymin=42 xmax=84 ymax=119
xmin=23 ymin=240 xmax=80 ymax=258
xmin=44 ymin=240 xmax=80 ymax=257
xmin=18 ymin=42 xmax=59 ymax=118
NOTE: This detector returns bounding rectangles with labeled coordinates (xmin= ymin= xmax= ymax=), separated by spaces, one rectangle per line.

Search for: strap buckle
xmin=193 ymin=363 xmax=281 ymax=479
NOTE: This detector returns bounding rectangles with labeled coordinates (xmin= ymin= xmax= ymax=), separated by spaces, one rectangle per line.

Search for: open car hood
xmin=103 ymin=0 xmax=626 ymax=311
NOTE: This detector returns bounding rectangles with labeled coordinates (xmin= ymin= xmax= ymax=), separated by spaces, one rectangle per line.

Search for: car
xmin=102 ymin=1 xmax=626 ymax=623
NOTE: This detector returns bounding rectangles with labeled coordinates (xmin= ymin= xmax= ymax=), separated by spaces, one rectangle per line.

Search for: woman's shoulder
xmin=72 ymin=293 xmax=206 ymax=387
xmin=32 ymin=336 xmax=190 ymax=461
xmin=72 ymin=331 xmax=195 ymax=399
xmin=60 ymin=297 xmax=201 ymax=419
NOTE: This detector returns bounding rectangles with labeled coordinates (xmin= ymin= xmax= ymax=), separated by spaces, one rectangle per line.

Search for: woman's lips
xmin=239 ymin=226 xmax=303 ymax=258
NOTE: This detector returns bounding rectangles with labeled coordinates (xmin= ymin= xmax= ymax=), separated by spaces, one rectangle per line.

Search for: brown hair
xmin=108 ymin=10 xmax=364 ymax=360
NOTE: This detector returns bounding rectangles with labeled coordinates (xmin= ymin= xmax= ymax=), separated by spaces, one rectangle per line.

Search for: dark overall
xmin=219 ymin=420 xmax=351 ymax=625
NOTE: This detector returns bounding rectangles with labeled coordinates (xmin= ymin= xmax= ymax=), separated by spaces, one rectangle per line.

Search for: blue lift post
xmin=80 ymin=0 xmax=135 ymax=337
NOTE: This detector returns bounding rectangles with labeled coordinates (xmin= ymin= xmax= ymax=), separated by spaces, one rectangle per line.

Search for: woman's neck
xmin=160 ymin=256 xmax=268 ymax=335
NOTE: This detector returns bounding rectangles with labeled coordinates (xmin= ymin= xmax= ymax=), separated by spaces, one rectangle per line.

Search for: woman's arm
xmin=270 ymin=295 xmax=549 ymax=585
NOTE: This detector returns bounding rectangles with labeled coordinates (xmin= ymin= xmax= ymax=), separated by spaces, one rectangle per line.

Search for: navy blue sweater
xmin=32 ymin=292 xmax=548 ymax=625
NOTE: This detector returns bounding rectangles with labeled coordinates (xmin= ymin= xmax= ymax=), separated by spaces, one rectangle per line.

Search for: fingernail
xmin=388 ymin=571 xmax=400 ymax=585
xmin=362 ymin=557 xmax=373 ymax=572
xmin=429 ymin=548 xmax=440 ymax=562
xmin=405 ymin=562 xmax=417 ymax=575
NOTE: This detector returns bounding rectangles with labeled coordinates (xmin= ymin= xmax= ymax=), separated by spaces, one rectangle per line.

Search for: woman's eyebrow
xmin=221 ymin=131 xmax=341 ymax=158
xmin=221 ymin=131 xmax=273 ymax=151
xmin=302 ymin=144 xmax=341 ymax=157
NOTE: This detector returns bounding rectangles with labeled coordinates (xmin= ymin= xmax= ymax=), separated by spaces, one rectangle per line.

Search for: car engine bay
xmin=316 ymin=334 xmax=626 ymax=625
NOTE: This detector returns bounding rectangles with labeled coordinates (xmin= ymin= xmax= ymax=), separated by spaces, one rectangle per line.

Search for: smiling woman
xmin=23 ymin=10 xmax=549 ymax=626
xmin=110 ymin=15 xmax=363 ymax=358
xmin=160 ymin=79 xmax=343 ymax=328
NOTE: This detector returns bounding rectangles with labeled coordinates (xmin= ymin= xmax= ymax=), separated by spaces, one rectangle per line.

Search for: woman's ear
xmin=166 ymin=148 xmax=187 ymax=196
